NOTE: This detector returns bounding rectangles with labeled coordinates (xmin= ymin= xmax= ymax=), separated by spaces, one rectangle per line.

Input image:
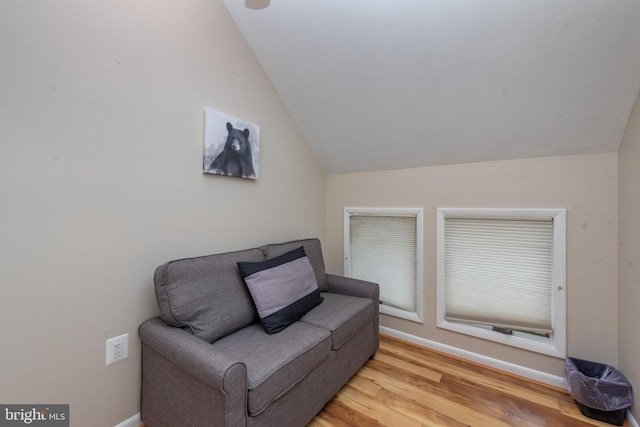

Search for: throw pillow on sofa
xmin=238 ymin=246 xmax=323 ymax=334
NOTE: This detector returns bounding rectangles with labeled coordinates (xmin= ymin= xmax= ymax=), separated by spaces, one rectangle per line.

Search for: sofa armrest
xmin=139 ymin=317 xmax=247 ymax=427
xmin=326 ymin=274 xmax=380 ymax=354
xmin=139 ymin=317 xmax=245 ymax=386
xmin=326 ymin=273 xmax=379 ymax=302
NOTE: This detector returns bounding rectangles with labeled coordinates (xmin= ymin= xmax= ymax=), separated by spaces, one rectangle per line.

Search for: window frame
xmin=436 ymin=208 xmax=567 ymax=358
xmin=344 ymin=207 xmax=424 ymax=323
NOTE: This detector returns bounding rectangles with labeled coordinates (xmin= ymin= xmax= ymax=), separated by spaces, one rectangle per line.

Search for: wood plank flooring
xmin=309 ymin=335 xmax=627 ymax=427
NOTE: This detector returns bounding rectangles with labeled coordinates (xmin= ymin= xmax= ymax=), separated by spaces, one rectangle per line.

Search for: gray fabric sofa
xmin=138 ymin=238 xmax=379 ymax=427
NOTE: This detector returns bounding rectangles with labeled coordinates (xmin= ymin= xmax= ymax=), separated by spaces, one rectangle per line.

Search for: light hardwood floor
xmin=309 ymin=334 xmax=627 ymax=427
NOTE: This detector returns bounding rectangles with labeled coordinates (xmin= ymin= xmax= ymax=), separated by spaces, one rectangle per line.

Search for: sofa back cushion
xmin=154 ymin=248 xmax=264 ymax=343
xmin=262 ymin=238 xmax=328 ymax=291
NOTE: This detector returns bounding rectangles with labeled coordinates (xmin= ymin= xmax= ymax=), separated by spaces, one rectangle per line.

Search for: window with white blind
xmin=344 ymin=208 xmax=423 ymax=323
xmin=436 ymin=208 xmax=566 ymax=358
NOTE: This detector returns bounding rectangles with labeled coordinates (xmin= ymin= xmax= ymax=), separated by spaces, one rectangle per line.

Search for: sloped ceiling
xmin=223 ymin=0 xmax=640 ymax=174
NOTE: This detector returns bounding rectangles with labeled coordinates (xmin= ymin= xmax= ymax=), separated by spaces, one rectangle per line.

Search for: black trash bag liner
xmin=564 ymin=357 xmax=633 ymax=412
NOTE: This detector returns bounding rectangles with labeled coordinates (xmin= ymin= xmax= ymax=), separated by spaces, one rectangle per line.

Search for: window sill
xmin=437 ymin=319 xmax=565 ymax=359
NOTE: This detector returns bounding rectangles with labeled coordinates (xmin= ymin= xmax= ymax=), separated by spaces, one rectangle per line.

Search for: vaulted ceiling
xmin=223 ymin=0 xmax=640 ymax=174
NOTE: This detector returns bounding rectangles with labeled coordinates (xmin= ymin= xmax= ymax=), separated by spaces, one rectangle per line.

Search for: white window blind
xmin=349 ymin=215 xmax=417 ymax=312
xmin=444 ymin=217 xmax=553 ymax=334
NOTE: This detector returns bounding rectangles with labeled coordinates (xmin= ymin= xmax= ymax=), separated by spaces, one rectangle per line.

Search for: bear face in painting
xmin=208 ymin=122 xmax=256 ymax=179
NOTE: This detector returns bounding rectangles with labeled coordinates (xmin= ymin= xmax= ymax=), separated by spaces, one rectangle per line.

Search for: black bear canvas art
xmin=209 ymin=122 xmax=255 ymax=178
xmin=203 ymin=109 xmax=260 ymax=179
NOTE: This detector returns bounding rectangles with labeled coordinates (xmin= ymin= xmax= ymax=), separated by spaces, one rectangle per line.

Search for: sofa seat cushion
xmin=211 ymin=322 xmax=331 ymax=416
xmin=300 ymin=292 xmax=374 ymax=349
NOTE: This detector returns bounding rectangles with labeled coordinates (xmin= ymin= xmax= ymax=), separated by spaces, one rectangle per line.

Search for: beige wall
xmin=326 ymin=153 xmax=618 ymax=377
xmin=0 ymin=1 xmax=325 ymax=426
xmin=618 ymin=89 xmax=640 ymax=420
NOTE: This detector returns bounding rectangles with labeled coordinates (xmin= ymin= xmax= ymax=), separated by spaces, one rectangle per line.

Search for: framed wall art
xmin=203 ymin=108 xmax=260 ymax=180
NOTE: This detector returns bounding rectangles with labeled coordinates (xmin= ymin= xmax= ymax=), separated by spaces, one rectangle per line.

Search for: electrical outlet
xmin=114 ymin=341 xmax=124 ymax=359
xmin=106 ymin=333 xmax=129 ymax=366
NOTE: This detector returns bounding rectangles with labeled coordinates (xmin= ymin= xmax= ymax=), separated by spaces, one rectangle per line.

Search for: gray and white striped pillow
xmin=237 ymin=246 xmax=323 ymax=334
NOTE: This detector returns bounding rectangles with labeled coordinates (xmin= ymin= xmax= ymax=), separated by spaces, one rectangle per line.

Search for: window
xmin=344 ymin=208 xmax=423 ymax=323
xmin=436 ymin=208 xmax=566 ymax=358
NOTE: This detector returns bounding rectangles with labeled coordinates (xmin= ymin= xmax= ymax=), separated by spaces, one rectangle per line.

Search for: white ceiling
xmin=223 ymin=0 xmax=640 ymax=174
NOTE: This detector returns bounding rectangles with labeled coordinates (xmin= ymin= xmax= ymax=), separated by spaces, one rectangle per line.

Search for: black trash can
xmin=564 ymin=357 xmax=633 ymax=426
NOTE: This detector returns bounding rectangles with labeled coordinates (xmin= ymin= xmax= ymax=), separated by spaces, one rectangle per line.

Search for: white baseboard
xmin=114 ymin=412 xmax=141 ymax=427
xmin=628 ymin=411 xmax=639 ymax=427
xmin=380 ymin=326 xmax=565 ymax=389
